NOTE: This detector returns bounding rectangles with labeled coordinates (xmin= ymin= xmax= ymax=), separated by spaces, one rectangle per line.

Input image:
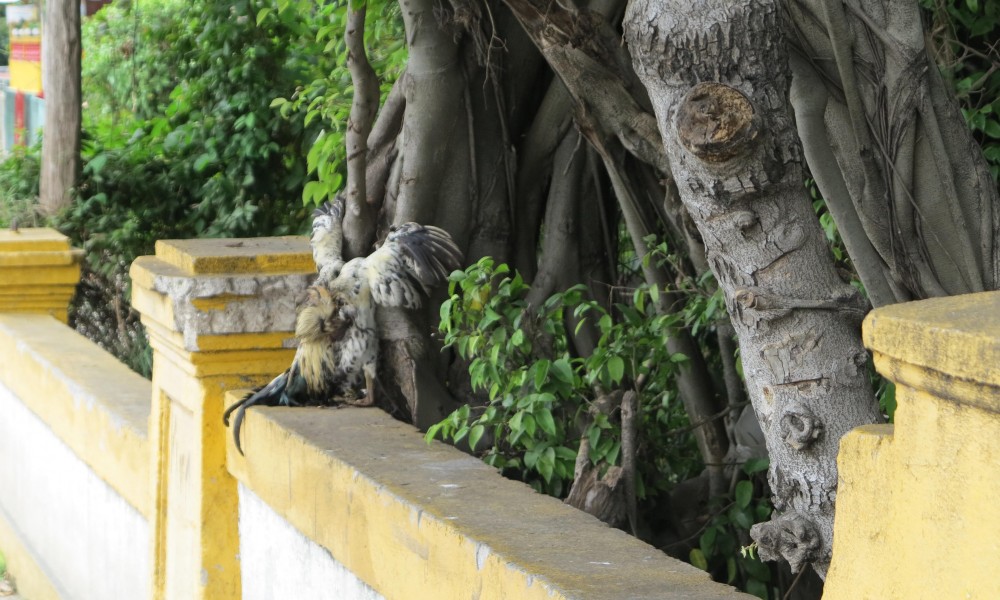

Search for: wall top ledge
xmin=863 ymin=290 xmax=1000 ymax=390
xmin=154 ymin=236 xmax=315 ymax=275
xmin=0 ymin=227 xmax=83 ymax=267
xmin=229 ymin=404 xmax=753 ymax=600
xmin=0 ymin=227 xmax=74 ymax=252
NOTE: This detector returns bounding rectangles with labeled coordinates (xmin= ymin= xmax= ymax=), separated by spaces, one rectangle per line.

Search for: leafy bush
xmin=0 ymin=146 xmax=40 ymax=228
xmin=66 ymin=0 xmax=334 ymax=275
xmin=430 ymin=257 xmax=701 ymax=499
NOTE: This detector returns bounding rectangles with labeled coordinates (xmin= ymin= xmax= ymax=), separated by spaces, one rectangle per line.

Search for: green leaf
xmin=424 ymin=423 xmax=442 ymax=444
xmin=469 ymin=424 xmax=485 ymax=449
xmin=537 ymin=446 xmax=555 ymax=483
xmin=554 ymin=446 xmax=577 ymax=461
xmin=87 ymin=153 xmax=108 ymax=174
xmin=551 ymin=358 xmax=574 ymax=384
xmin=730 ymin=505 xmax=754 ymax=530
xmin=536 ymin=407 xmax=557 ymax=437
xmin=754 ymin=502 xmax=772 ymax=522
xmin=984 ymin=119 xmax=1000 ymax=139
xmin=303 ymin=180 xmax=326 ymax=204
xmin=689 ymin=548 xmax=709 ymax=571
xmin=522 ymin=413 xmax=537 ymax=437
xmin=193 ymin=153 xmax=215 ymax=172
xmin=533 ymin=359 xmax=551 ymax=390
xmin=736 ymin=480 xmax=753 ymax=509
xmin=745 ymin=578 xmax=768 ymax=599
xmin=742 ymin=555 xmax=771 ymax=582
xmin=256 ymin=7 xmax=273 ymax=25
xmin=699 ymin=526 xmax=717 ymax=557
xmin=742 ymin=457 xmax=769 ymax=476
xmin=607 ymin=356 xmax=625 ymax=383
xmin=509 ymin=410 xmax=524 ymax=433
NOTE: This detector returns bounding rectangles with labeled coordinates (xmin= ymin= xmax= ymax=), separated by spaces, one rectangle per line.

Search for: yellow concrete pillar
xmin=130 ymin=236 xmax=315 ymax=600
xmin=825 ymin=291 xmax=1000 ymax=599
xmin=0 ymin=227 xmax=82 ymax=322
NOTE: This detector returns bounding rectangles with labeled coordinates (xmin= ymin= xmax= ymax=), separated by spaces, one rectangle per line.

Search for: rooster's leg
xmin=347 ymin=363 xmax=376 ymax=407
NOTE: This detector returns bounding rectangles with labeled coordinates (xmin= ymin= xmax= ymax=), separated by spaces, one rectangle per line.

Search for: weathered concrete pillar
xmin=0 ymin=227 xmax=82 ymax=321
xmin=826 ymin=291 xmax=1000 ymax=599
xmin=130 ymin=237 xmax=314 ymax=600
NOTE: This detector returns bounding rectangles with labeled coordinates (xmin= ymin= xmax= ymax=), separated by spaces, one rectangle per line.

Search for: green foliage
xmin=61 ymin=0 xmax=347 ymax=279
xmin=0 ymin=18 xmax=9 ymax=67
xmin=35 ymin=0 xmax=383 ymax=373
xmin=82 ymin=0 xmax=185 ymax=123
xmin=429 ymin=257 xmax=700 ymax=499
xmin=267 ymin=0 xmax=406 ymax=207
xmin=693 ymin=458 xmax=777 ymax=599
xmin=0 ymin=146 xmax=41 ymax=228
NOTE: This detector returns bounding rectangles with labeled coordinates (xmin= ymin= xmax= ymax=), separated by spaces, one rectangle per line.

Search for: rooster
xmin=223 ymin=198 xmax=462 ymax=453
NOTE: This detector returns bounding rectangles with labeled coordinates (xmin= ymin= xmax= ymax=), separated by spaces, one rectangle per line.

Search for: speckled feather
xmin=311 ymin=195 xmax=345 ymax=284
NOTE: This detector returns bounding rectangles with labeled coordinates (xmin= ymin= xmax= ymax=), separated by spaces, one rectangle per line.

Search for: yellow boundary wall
xmin=228 ymin=400 xmax=752 ymax=600
xmin=0 ymin=230 xmax=769 ymax=599
xmin=0 ymin=315 xmax=151 ymax=515
xmin=0 ymin=230 xmax=152 ymax=598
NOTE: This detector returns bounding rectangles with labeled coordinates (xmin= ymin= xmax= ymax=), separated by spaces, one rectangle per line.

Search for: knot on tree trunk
xmin=780 ymin=402 xmax=824 ymax=450
xmin=750 ymin=511 xmax=822 ymax=574
xmin=676 ymin=82 xmax=759 ymax=163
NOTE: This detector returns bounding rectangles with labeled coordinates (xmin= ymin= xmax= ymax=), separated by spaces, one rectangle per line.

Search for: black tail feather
xmin=224 ymin=370 xmax=289 ymax=455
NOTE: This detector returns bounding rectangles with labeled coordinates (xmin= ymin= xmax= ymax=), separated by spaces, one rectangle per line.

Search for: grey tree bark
xmin=342 ymin=0 xmax=381 ymax=258
xmin=624 ymin=0 xmax=883 ymax=576
xmin=40 ymin=0 xmax=81 ymax=215
xmin=786 ymin=0 xmax=1000 ymax=306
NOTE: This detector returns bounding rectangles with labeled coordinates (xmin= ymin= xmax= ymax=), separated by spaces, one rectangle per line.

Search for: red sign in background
xmin=10 ymin=42 xmax=40 ymax=63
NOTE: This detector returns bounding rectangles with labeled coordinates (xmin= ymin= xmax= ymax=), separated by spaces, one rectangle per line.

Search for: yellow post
xmin=826 ymin=291 xmax=1000 ymax=599
xmin=0 ymin=227 xmax=82 ymax=321
xmin=130 ymin=236 xmax=315 ymax=600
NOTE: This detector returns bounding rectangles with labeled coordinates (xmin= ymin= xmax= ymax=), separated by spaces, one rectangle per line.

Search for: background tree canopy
xmin=1 ymin=0 xmax=998 ymax=597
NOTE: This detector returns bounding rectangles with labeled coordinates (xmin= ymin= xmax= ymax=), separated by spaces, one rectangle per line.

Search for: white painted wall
xmin=238 ymin=484 xmax=384 ymax=600
xmin=0 ymin=382 xmax=150 ymax=599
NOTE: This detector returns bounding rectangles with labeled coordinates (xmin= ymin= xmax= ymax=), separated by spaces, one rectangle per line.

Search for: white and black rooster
xmin=224 ymin=198 xmax=463 ymax=453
